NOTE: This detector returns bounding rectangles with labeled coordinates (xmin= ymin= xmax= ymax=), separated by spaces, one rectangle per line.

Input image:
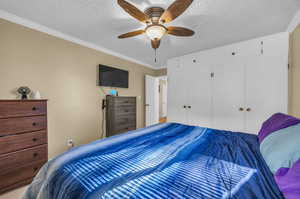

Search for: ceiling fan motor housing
xmin=144 ymin=7 xmax=165 ymax=24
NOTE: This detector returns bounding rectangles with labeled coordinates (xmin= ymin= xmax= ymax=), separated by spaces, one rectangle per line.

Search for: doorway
xmin=145 ymin=75 xmax=168 ymax=126
xmin=158 ymin=76 xmax=167 ymax=123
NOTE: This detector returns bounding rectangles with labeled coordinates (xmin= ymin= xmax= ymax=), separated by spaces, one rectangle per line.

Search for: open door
xmin=145 ymin=75 xmax=159 ymax=126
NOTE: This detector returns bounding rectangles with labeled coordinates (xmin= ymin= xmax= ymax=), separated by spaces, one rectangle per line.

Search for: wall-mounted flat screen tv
xmin=99 ymin=65 xmax=129 ymax=88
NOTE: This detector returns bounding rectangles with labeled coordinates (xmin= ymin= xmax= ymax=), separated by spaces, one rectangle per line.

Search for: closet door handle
xmin=239 ymin=107 xmax=244 ymax=111
xmin=246 ymin=108 xmax=251 ymax=112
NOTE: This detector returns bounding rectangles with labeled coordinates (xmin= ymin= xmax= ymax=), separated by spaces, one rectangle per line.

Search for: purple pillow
xmin=258 ymin=113 xmax=300 ymax=143
xmin=275 ymin=159 xmax=300 ymax=199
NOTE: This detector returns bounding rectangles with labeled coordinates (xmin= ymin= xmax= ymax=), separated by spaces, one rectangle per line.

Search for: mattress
xmin=24 ymin=123 xmax=283 ymax=199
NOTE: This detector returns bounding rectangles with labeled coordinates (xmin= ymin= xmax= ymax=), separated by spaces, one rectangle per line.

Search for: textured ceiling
xmin=0 ymin=0 xmax=299 ymax=68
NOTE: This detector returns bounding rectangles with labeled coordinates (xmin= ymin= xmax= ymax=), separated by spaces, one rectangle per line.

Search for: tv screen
xmin=99 ymin=65 xmax=129 ymax=88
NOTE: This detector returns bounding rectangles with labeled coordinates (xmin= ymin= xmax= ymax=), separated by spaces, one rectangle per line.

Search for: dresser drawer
xmin=110 ymin=97 xmax=136 ymax=108
xmin=0 ymin=131 xmax=47 ymax=155
xmin=0 ymin=116 xmax=47 ymax=136
xmin=0 ymin=145 xmax=47 ymax=175
xmin=0 ymin=178 xmax=32 ymax=195
xmin=113 ymin=106 xmax=136 ymax=116
xmin=0 ymin=101 xmax=46 ymax=119
xmin=112 ymin=104 xmax=136 ymax=110
xmin=112 ymin=97 xmax=136 ymax=104
xmin=114 ymin=116 xmax=136 ymax=126
xmin=111 ymin=126 xmax=136 ymax=136
xmin=0 ymin=160 xmax=45 ymax=192
xmin=112 ymin=123 xmax=136 ymax=132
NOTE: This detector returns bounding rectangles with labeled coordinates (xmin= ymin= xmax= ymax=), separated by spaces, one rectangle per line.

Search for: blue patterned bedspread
xmin=24 ymin=123 xmax=283 ymax=199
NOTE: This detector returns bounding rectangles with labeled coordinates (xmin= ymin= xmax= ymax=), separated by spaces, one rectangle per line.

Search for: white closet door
xmin=212 ymin=50 xmax=245 ymax=132
xmin=167 ymin=58 xmax=188 ymax=123
xmin=184 ymin=54 xmax=212 ymax=127
xmin=245 ymin=33 xmax=289 ymax=134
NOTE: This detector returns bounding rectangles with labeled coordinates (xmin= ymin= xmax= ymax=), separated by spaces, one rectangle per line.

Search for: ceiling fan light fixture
xmin=145 ymin=25 xmax=167 ymax=40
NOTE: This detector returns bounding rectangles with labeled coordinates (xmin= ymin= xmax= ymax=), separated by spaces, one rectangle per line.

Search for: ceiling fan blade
xmin=160 ymin=0 xmax=193 ymax=23
xmin=151 ymin=39 xmax=161 ymax=49
xmin=118 ymin=0 xmax=149 ymax=23
xmin=167 ymin=26 xmax=195 ymax=36
xmin=118 ymin=30 xmax=145 ymax=39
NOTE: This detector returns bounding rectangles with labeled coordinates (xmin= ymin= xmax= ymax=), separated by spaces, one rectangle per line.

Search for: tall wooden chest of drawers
xmin=106 ymin=96 xmax=136 ymax=137
xmin=0 ymin=100 xmax=48 ymax=194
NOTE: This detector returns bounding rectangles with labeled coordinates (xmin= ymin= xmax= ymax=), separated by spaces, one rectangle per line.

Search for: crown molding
xmin=0 ymin=9 xmax=157 ymax=69
xmin=287 ymin=10 xmax=300 ymax=33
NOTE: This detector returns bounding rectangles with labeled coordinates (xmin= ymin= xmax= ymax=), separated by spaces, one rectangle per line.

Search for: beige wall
xmin=0 ymin=18 xmax=163 ymax=158
xmin=289 ymin=25 xmax=300 ymax=117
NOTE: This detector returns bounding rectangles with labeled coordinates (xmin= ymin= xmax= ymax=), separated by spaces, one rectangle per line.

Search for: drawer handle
xmin=32 ymin=122 xmax=37 ymax=126
xmin=32 ymin=107 xmax=38 ymax=111
xmin=124 ymin=110 xmax=129 ymax=112
xmin=32 ymin=138 xmax=38 ymax=142
xmin=33 ymin=153 xmax=38 ymax=157
xmin=125 ymin=101 xmax=129 ymax=103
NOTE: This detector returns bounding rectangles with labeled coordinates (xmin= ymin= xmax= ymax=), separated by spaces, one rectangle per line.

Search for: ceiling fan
xmin=117 ymin=0 xmax=195 ymax=51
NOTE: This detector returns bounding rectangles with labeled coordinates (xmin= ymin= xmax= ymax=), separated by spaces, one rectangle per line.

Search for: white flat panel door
xmin=145 ymin=75 xmax=159 ymax=126
xmin=183 ymin=54 xmax=212 ymax=127
xmin=167 ymin=58 xmax=188 ymax=124
xmin=245 ymin=33 xmax=289 ymax=133
xmin=212 ymin=51 xmax=245 ymax=132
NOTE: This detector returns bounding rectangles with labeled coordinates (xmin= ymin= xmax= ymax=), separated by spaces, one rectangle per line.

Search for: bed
xmin=24 ymin=123 xmax=283 ymax=199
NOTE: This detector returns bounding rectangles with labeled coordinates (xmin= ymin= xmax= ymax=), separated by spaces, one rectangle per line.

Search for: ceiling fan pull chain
xmin=154 ymin=49 xmax=157 ymax=63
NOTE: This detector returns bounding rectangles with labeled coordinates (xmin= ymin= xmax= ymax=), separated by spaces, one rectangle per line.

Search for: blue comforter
xmin=24 ymin=123 xmax=283 ymax=199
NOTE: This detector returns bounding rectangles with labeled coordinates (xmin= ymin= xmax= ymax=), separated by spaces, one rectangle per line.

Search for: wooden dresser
xmin=106 ymin=96 xmax=136 ymax=137
xmin=0 ymin=100 xmax=48 ymax=194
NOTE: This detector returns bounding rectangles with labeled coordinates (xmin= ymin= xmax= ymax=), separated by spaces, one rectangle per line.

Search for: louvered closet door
xmin=244 ymin=33 xmax=289 ymax=133
xmin=184 ymin=54 xmax=212 ymax=127
xmin=212 ymin=50 xmax=245 ymax=132
xmin=167 ymin=58 xmax=188 ymax=124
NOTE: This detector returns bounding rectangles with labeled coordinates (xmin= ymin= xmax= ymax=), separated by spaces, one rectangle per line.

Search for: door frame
xmin=145 ymin=75 xmax=159 ymax=126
